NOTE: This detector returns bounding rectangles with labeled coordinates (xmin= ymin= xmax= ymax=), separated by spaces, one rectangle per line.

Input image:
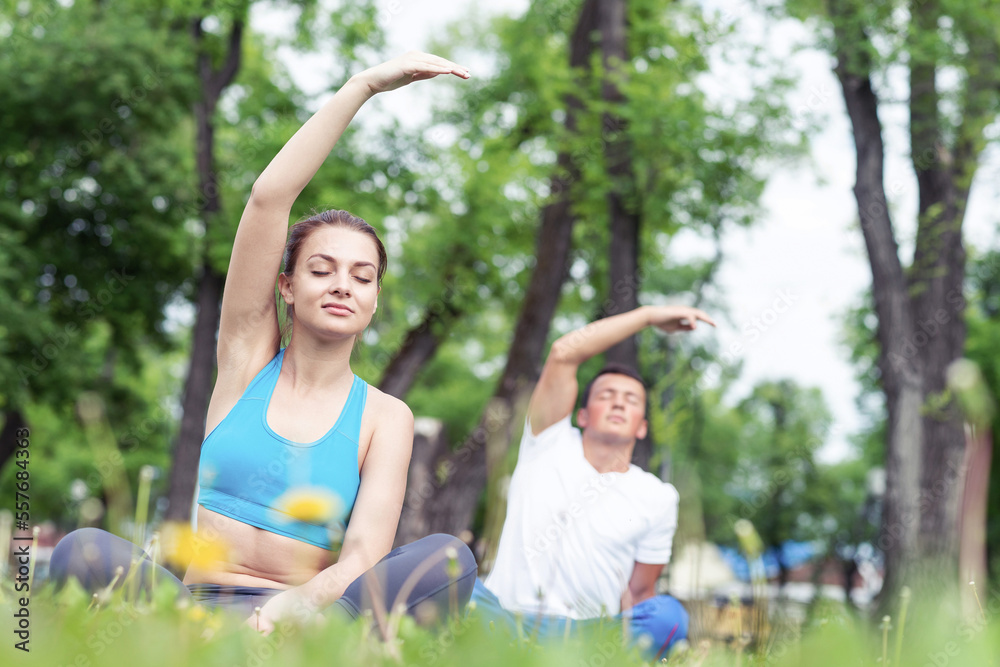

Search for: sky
xmin=250 ymin=0 xmax=1000 ymax=463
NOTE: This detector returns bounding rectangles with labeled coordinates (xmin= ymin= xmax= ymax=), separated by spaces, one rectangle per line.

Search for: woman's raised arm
xmin=216 ymin=52 xmax=469 ymax=370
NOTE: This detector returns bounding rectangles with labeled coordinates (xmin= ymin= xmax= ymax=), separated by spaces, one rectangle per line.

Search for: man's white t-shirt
xmin=484 ymin=416 xmax=679 ymax=619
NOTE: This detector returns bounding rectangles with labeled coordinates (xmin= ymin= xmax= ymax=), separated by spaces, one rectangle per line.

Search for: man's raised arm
xmin=526 ymin=305 xmax=715 ymax=435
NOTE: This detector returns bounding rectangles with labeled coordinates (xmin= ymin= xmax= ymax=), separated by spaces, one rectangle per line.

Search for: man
xmin=472 ymin=304 xmax=714 ymax=657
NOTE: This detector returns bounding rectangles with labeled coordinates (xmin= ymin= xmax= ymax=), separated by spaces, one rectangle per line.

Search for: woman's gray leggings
xmin=48 ymin=527 xmax=477 ymax=623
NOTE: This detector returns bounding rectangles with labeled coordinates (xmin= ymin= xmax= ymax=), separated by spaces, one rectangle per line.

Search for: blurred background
xmin=2 ymin=0 xmax=998 ymax=641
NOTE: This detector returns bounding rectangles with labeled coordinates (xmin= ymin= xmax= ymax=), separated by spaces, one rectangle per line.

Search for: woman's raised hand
xmin=354 ymin=51 xmax=470 ymax=97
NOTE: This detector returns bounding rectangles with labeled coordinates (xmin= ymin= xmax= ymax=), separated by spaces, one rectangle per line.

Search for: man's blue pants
xmin=469 ymin=579 xmax=688 ymax=659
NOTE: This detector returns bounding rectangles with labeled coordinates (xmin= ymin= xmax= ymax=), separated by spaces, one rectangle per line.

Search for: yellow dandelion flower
xmin=159 ymin=522 xmax=230 ymax=570
xmin=274 ymin=487 xmax=343 ymax=524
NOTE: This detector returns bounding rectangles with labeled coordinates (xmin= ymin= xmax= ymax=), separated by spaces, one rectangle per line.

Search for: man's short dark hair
xmin=580 ymin=363 xmax=646 ymax=408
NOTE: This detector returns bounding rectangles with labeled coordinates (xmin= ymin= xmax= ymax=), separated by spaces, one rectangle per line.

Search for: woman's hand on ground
xmin=353 ymin=51 xmax=469 ymax=97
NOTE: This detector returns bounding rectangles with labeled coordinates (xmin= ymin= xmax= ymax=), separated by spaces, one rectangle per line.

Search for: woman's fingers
xmin=362 ymin=53 xmax=469 ymax=95
xmin=418 ymin=51 xmax=468 ymax=70
xmin=405 ymin=51 xmax=470 ymax=78
xmin=411 ymin=64 xmax=468 ymax=79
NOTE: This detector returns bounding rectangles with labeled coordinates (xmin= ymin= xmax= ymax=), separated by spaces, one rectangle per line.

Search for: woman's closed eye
xmin=312 ymin=270 xmax=372 ymax=284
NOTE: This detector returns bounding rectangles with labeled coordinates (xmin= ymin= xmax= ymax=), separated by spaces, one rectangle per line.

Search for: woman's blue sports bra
xmin=196 ymin=347 xmax=366 ymax=550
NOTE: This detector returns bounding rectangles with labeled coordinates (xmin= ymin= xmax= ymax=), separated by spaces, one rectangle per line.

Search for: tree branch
xmin=953 ymin=15 xmax=1000 ymax=192
xmin=209 ymin=19 xmax=244 ymax=102
xmin=377 ymin=295 xmax=462 ymax=399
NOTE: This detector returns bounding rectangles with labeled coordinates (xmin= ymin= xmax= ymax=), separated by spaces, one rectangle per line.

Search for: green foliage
xmin=0 ymin=0 xmax=203 ymax=528
xmin=0 ymin=344 xmax=185 ymax=532
xmin=664 ymin=375 xmax=866 ymax=553
xmin=0 ymin=0 xmax=199 ymax=396
xmin=399 ymin=341 xmax=502 ymax=445
xmin=391 ymin=0 xmax=804 ymax=450
xmin=2 ymin=575 xmax=999 ymax=665
xmin=731 ymin=381 xmax=832 ymax=547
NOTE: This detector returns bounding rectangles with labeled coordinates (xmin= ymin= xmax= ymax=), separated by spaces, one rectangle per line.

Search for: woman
xmin=49 ymin=52 xmax=477 ymax=635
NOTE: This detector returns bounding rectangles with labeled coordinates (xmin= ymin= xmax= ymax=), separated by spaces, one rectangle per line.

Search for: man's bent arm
xmin=623 ymin=561 xmax=665 ymax=610
xmin=527 ymin=305 xmax=715 ymax=435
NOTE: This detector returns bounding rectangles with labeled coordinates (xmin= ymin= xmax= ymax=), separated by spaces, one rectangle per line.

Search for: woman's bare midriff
xmin=181 ymin=506 xmax=336 ymax=589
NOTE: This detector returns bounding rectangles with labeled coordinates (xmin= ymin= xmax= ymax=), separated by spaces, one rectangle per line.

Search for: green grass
xmin=2 ymin=577 xmax=998 ymax=666
xmin=0 ymin=577 xmax=650 ymax=667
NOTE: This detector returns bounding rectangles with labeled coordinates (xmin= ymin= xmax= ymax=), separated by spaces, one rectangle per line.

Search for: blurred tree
xmin=844 ymin=251 xmax=1000 ymax=583
xmin=781 ymin=0 xmax=1000 ymax=607
xmin=0 ymin=1 xmax=198 ymax=528
xmin=397 ymin=0 xmax=801 ymax=544
xmin=162 ymin=0 xmax=248 ymax=523
xmin=733 ymin=380 xmax=832 ymax=584
xmin=661 ymin=365 xmax=870 ymax=600
xmin=843 ymin=251 xmax=1000 ymax=604
xmin=669 ymin=375 xmax=864 ymax=549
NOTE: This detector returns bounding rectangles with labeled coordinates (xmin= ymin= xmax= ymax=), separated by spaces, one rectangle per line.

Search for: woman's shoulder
xmin=356 ymin=385 xmax=414 ymax=472
xmin=362 ymin=385 xmax=413 ymax=440
xmin=365 ymin=385 xmax=413 ymax=422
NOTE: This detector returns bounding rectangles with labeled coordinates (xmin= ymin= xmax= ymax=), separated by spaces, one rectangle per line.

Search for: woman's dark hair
xmin=279 ymin=209 xmax=387 ymax=344
xmin=283 ymin=209 xmax=387 ymax=284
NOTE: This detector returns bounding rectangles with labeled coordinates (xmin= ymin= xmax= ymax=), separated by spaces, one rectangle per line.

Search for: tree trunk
xmin=907 ymin=1 xmax=968 ymax=569
xmin=596 ymin=0 xmax=650 ymax=470
xmin=410 ymin=0 xmax=603 ymax=540
xmin=377 ymin=279 xmax=462 ymax=399
xmin=599 ymin=0 xmax=640 ymax=364
xmin=394 ymin=418 xmax=449 ymax=548
xmin=420 ymin=179 xmax=580 ymax=536
xmin=0 ymin=410 xmax=27 ymax=483
xmin=830 ymin=1 xmax=923 ymax=605
xmin=164 ymin=17 xmax=243 ymax=522
xmin=165 ymin=266 xmax=224 ymax=521
xmin=830 ymin=0 xmax=988 ymax=610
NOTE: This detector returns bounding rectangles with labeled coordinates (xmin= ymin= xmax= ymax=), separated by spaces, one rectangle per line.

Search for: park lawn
xmin=2 ymin=578 xmax=998 ymax=666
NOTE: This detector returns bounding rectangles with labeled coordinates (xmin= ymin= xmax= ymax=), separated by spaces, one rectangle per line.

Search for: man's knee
xmin=630 ymin=594 xmax=689 ymax=652
xmin=651 ymin=594 xmax=689 ymax=634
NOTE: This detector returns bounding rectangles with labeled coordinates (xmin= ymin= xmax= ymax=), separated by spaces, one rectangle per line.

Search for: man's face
xmin=577 ymin=373 xmax=648 ymax=444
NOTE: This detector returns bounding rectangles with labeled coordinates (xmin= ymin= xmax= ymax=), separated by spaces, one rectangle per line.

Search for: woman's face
xmin=280 ymin=226 xmax=381 ymax=340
